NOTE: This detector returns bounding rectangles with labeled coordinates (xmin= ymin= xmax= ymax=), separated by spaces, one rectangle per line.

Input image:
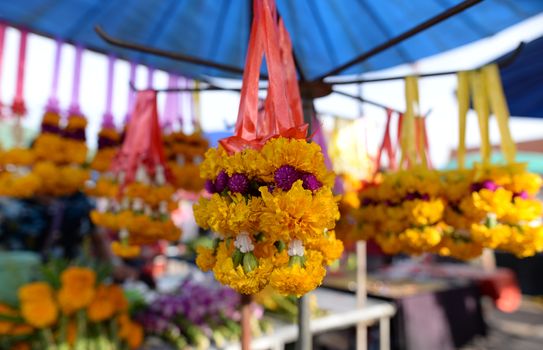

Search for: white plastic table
xmin=224 ymin=288 xmax=396 ymax=350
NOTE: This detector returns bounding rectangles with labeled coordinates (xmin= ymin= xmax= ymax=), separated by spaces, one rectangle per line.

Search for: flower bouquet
xmin=90 ymin=91 xmax=182 ymax=258
xmin=135 ymin=278 xmax=271 ymax=349
xmin=193 ymin=0 xmax=342 ymax=297
xmin=0 ymin=264 xmax=142 ymax=350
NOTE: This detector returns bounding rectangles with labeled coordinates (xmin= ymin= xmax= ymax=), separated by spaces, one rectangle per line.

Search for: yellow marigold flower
xmin=65 ymin=115 xmax=87 ymax=131
xmin=502 ymin=198 xmax=543 ymax=223
xmin=269 ymin=250 xmax=326 ymax=297
xmin=199 ymin=147 xmax=228 ymax=179
xmin=0 ymin=172 xmax=41 ymax=198
xmin=470 ymin=223 xmax=510 ymax=249
xmin=441 ymin=169 xmax=473 ymax=202
xmin=118 ymin=313 xmax=132 ymax=339
xmin=33 ymin=134 xmax=65 ymax=164
xmin=404 ymin=199 xmax=444 ymax=226
xmin=435 ymin=231 xmax=483 ymax=261
xmin=259 ymin=181 xmax=339 ymax=242
xmin=443 ymin=206 xmax=478 ymax=230
xmin=58 ymin=267 xmax=96 ymax=314
xmin=399 ymin=226 xmax=442 ymax=254
xmin=88 ymin=285 xmax=115 ymax=322
xmin=42 ymin=110 xmax=60 ymax=126
xmin=224 ymin=147 xmax=270 ymax=180
xmin=127 ymin=322 xmax=144 ymax=350
xmin=111 ymin=241 xmax=141 ymax=258
xmin=498 ymin=225 xmax=543 ymax=258
xmin=212 ymin=241 xmax=273 ymax=294
xmin=98 ymin=127 xmax=121 ymax=143
xmin=305 ymin=231 xmax=344 ymax=266
xmin=18 ymin=282 xmax=53 ymax=303
xmin=169 ymin=162 xmax=206 ymax=192
xmin=21 ymin=298 xmax=58 ymax=328
xmin=106 ymin=285 xmax=129 ymax=314
xmin=194 ymin=194 xmax=262 ymax=236
xmin=261 ymin=137 xmax=333 ymax=187
xmin=90 ymin=148 xmax=117 ymax=172
xmin=195 ymin=246 xmax=217 ymax=272
xmin=510 ymin=172 xmax=542 ymax=196
xmin=62 ymin=139 xmax=88 ymax=165
xmin=472 ymin=188 xmax=513 ymax=218
xmin=61 ymin=267 xmax=96 ymax=289
xmin=0 ymin=148 xmax=35 ymax=166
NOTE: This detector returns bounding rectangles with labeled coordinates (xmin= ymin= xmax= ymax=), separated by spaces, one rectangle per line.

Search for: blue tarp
xmin=498 ymin=36 xmax=543 ymax=118
xmin=0 ymin=1 xmax=542 ymax=80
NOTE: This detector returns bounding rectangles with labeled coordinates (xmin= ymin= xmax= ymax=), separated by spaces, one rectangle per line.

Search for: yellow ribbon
xmin=469 ymin=70 xmax=491 ymax=166
xmin=193 ymin=80 xmax=202 ymax=131
xmin=456 ymin=71 xmax=469 ymax=169
xmin=401 ymin=76 xmax=419 ymax=169
xmin=482 ymin=64 xmax=516 ymax=164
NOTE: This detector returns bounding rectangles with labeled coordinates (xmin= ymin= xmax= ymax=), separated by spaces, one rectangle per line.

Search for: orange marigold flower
xmin=21 ymin=299 xmax=58 ymax=328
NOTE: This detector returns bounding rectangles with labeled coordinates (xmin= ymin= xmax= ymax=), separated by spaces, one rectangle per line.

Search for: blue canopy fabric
xmin=1 ymin=0 xmax=542 ymax=80
xmin=498 ymin=36 xmax=543 ymax=118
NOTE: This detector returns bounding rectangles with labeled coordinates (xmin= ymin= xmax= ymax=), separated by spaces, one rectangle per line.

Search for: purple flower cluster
xmin=97 ymin=135 xmax=119 ymax=149
xmin=514 ymin=190 xmax=529 ymax=199
xmin=273 ymin=165 xmax=322 ymax=191
xmin=62 ymin=128 xmax=86 ymax=141
xmin=206 ymin=165 xmax=323 ymax=196
xmin=41 ymin=123 xmax=61 ymax=135
xmin=361 ymin=192 xmax=430 ymax=207
xmin=136 ymin=279 xmax=242 ymax=331
xmin=206 ymin=170 xmax=250 ymax=195
xmin=470 ymin=180 xmax=499 ymax=192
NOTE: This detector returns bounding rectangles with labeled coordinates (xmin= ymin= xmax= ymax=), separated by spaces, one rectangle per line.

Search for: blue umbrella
xmin=0 ymin=0 xmax=542 ymax=80
xmin=496 ymin=36 xmax=543 ymax=118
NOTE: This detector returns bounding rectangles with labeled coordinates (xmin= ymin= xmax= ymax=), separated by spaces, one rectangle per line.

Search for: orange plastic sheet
xmin=220 ymin=0 xmax=307 ymax=153
xmin=111 ymin=90 xmax=170 ymax=189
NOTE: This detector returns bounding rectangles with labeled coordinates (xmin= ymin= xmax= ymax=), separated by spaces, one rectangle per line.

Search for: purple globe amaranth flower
xmin=205 ymin=179 xmax=216 ymax=194
xmin=215 ymin=170 xmax=229 ymax=192
xmin=405 ymin=192 xmax=418 ymax=201
xmin=471 ymin=180 xmax=499 ymax=192
xmin=514 ymin=191 xmax=529 ymax=199
xmin=274 ymin=165 xmax=301 ymax=191
xmin=361 ymin=198 xmax=375 ymax=206
xmin=228 ymin=173 xmax=249 ymax=193
xmin=301 ymin=173 xmax=322 ymax=191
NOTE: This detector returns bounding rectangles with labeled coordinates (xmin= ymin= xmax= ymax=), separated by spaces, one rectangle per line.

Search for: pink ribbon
xmin=0 ymin=24 xmax=6 ymax=113
xmin=11 ymin=30 xmax=28 ymax=117
xmin=162 ymin=74 xmax=179 ymax=132
xmin=147 ymin=66 xmax=155 ymax=89
xmin=102 ymin=54 xmax=116 ymax=128
xmin=124 ymin=61 xmax=138 ymax=124
xmin=68 ymin=44 xmax=84 ymax=116
xmin=45 ymin=39 xmax=63 ymax=113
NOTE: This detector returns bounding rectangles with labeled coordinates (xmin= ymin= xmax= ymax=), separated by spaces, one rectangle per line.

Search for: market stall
xmin=0 ymin=1 xmax=542 ymax=350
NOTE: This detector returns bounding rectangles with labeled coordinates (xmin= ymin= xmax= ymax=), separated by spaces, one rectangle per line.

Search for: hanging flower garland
xmin=161 ymin=75 xmax=209 ymax=193
xmin=90 ymin=91 xmax=182 ymax=258
xmin=193 ymin=0 xmax=342 ymax=297
xmin=0 ymin=41 xmax=90 ymax=198
xmin=355 ymin=67 xmax=543 ymax=260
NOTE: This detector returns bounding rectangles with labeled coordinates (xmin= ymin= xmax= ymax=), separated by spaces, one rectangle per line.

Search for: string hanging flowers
xmin=193 ymin=0 xmax=342 ymax=296
xmin=90 ymin=91 xmax=182 ymax=258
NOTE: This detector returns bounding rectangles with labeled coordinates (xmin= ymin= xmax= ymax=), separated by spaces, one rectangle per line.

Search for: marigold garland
xmin=193 ymin=137 xmax=343 ymax=296
xmin=355 ymin=164 xmax=543 ymax=259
